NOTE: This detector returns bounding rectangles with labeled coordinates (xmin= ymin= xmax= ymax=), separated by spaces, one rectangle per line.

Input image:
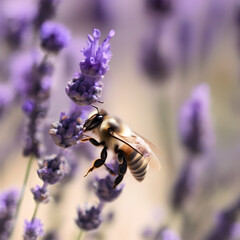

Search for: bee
xmin=81 ymin=108 xmax=161 ymax=188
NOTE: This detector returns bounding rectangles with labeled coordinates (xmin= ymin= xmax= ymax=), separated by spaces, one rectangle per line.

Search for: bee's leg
xmin=104 ymin=164 xmax=116 ymax=176
xmin=113 ymin=151 xmax=127 ymax=188
xmin=81 ymin=137 xmax=104 ymax=146
xmin=84 ymin=146 xmax=107 ymax=177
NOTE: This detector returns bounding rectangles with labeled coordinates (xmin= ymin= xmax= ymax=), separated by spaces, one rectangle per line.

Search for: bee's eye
xmin=97 ymin=115 xmax=103 ymax=121
xmin=84 ymin=114 xmax=104 ymax=131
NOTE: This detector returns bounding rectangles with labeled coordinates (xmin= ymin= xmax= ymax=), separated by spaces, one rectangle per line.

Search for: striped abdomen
xmin=120 ymin=145 xmax=149 ymax=181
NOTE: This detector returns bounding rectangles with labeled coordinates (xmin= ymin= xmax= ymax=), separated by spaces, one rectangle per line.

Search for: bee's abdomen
xmin=127 ymin=151 xmax=148 ymax=182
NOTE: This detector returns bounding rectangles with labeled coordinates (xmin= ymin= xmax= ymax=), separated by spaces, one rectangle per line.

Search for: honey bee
xmin=81 ymin=108 xmax=161 ymax=188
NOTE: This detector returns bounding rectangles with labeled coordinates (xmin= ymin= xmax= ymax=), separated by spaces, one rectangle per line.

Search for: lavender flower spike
xmin=179 ymin=83 xmax=213 ymax=154
xmin=37 ymin=154 xmax=69 ymax=184
xmin=75 ymin=204 xmax=102 ymax=231
xmin=66 ymin=29 xmax=115 ymax=105
xmin=94 ymin=175 xmax=124 ymax=202
xmin=40 ymin=21 xmax=70 ymax=53
xmin=23 ymin=218 xmax=44 ymax=240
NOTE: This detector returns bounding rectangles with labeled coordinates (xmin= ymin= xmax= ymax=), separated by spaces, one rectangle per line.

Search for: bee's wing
xmin=109 ymin=130 xmax=161 ymax=170
xmin=135 ymin=133 xmax=161 ymax=170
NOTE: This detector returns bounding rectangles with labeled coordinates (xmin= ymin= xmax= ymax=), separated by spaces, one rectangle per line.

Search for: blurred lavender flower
xmin=0 ymin=189 xmax=18 ymax=239
xmin=40 ymin=21 xmax=70 ymax=53
xmin=179 ymin=83 xmax=212 ymax=155
xmin=20 ymin=61 xmax=53 ymax=102
xmin=23 ymin=218 xmax=44 ymax=240
xmin=94 ymin=175 xmax=124 ymax=202
xmin=43 ymin=231 xmax=59 ymax=240
xmin=154 ymin=227 xmax=181 ymax=240
xmin=31 ymin=185 xmax=50 ymax=204
xmin=66 ymin=29 xmax=115 ymax=105
xmin=49 ymin=105 xmax=91 ymax=148
xmin=3 ymin=14 xmax=30 ymax=49
xmin=0 ymin=84 xmax=14 ymax=119
xmin=146 ymin=0 xmax=173 ymax=15
xmin=177 ymin=20 xmax=194 ymax=71
xmin=204 ymin=197 xmax=240 ymax=240
xmin=34 ymin=0 xmax=61 ymax=29
xmin=23 ymin=100 xmax=49 ymax=158
xmin=171 ymin=159 xmax=194 ymax=210
xmin=141 ymin=24 xmax=172 ymax=83
xmin=37 ymin=154 xmax=69 ymax=185
xmin=75 ymin=204 xmax=103 ymax=231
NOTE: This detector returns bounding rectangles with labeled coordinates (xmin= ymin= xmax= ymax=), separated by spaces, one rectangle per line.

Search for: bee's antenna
xmin=91 ymin=105 xmax=99 ymax=113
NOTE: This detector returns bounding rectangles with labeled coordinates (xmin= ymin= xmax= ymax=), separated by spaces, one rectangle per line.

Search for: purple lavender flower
xmin=31 ymin=185 xmax=50 ymax=204
xmin=49 ymin=111 xmax=83 ymax=148
xmin=75 ymin=204 xmax=102 ymax=231
xmin=21 ymin=62 xmax=53 ymax=102
xmin=171 ymin=159 xmax=194 ymax=210
xmin=179 ymin=84 xmax=212 ymax=154
xmin=3 ymin=14 xmax=30 ymax=49
xmin=0 ymin=189 xmax=19 ymax=239
xmin=154 ymin=227 xmax=181 ymax=240
xmin=65 ymin=29 xmax=115 ymax=105
xmin=141 ymin=36 xmax=171 ymax=82
xmin=23 ymin=218 xmax=44 ymax=240
xmin=204 ymin=197 xmax=240 ymax=240
xmin=17 ymin=54 xmax=54 ymax=158
xmin=40 ymin=21 xmax=70 ymax=53
xmin=34 ymin=0 xmax=61 ymax=29
xmin=23 ymin=101 xmax=49 ymax=158
xmin=49 ymin=105 xmax=91 ymax=148
xmin=94 ymin=175 xmax=124 ymax=202
xmin=37 ymin=154 xmax=69 ymax=185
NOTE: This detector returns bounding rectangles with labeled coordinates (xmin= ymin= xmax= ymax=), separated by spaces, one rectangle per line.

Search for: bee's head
xmin=83 ymin=109 xmax=107 ymax=131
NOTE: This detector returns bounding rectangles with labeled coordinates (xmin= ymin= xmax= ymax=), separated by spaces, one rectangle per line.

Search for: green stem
xmin=10 ymin=155 xmax=34 ymax=238
xmin=76 ymin=230 xmax=84 ymax=240
xmin=31 ymin=203 xmax=40 ymax=221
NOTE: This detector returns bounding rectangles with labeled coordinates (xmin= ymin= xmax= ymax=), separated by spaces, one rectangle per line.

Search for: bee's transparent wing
xmin=109 ymin=130 xmax=161 ymax=170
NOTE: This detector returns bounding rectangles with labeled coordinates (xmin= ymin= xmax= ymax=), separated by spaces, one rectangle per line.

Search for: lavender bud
xmin=179 ymin=84 xmax=213 ymax=155
xmin=94 ymin=175 xmax=124 ymax=202
xmin=34 ymin=0 xmax=61 ymax=29
xmin=66 ymin=29 xmax=114 ymax=105
xmin=49 ymin=111 xmax=83 ymax=148
xmin=23 ymin=218 xmax=44 ymax=240
xmin=40 ymin=21 xmax=70 ymax=53
xmin=0 ymin=189 xmax=19 ymax=239
xmin=31 ymin=185 xmax=50 ymax=204
xmin=75 ymin=204 xmax=102 ymax=231
xmin=37 ymin=154 xmax=69 ymax=185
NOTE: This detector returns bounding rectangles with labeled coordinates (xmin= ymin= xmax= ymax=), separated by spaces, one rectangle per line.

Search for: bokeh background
xmin=1 ymin=0 xmax=240 ymax=239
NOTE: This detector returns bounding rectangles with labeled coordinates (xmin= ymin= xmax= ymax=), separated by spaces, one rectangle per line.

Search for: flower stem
xmin=10 ymin=155 xmax=34 ymax=238
xmin=76 ymin=230 xmax=84 ymax=240
xmin=31 ymin=203 xmax=40 ymax=222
